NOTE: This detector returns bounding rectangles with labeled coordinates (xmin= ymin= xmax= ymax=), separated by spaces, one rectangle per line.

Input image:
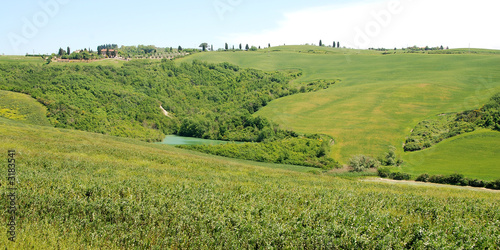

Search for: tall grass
xmin=0 ymin=118 xmax=499 ymax=248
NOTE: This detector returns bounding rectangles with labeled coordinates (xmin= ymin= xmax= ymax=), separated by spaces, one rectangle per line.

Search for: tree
xmin=239 ymin=44 xmax=242 ymax=50
xmin=225 ymin=43 xmax=228 ymax=50
xmin=319 ymin=40 xmax=323 ymax=46
xmin=268 ymin=43 xmax=271 ymax=48
xmin=106 ymin=48 xmax=110 ymax=57
xmin=178 ymin=46 xmax=183 ymax=51
xmin=337 ymin=42 xmax=340 ymax=48
xmin=58 ymin=48 xmax=64 ymax=57
xmin=333 ymin=41 xmax=335 ymax=48
xmin=67 ymin=47 xmax=70 ymax=55
xmin=440 ymin=45 xmax=444 ymax=50
xmin=199 ymin=43 xmax=208 ymax=51
xmin=245 ymin=44 xmax=249 ymax=51
xmin=249 ymin=46 xmax=257 ymax=51
xmin=211 ymin=44 xmax=213 ymax=51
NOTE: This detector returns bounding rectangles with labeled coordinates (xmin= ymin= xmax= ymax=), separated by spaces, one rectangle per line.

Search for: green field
xmin=1 ymin=116 xmax=499 ymax=248
xmin=1 ymin=49 xmax=500 ymax=247
xmin=177 ymin=46 xmax=500 ymax=168
xmin=403 ymin=129 xmax=500 ymax=180
xmin=0 ymin=90 xmax=50 ymax=126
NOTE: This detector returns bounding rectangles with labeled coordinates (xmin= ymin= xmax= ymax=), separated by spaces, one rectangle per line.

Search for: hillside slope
xmin=402 ymin=129 xmax=500 ymax=180
xmin=0 ymin=90 xmax=50 ymax=126
xmin=1 ymin=118 xmax=499 ymax=248
xmin=178 ymin=47 xmax=500 ymax=163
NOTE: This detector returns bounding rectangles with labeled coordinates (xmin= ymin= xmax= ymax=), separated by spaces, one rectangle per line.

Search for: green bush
xmin=389 ymin=172 xmax=411 ymax=180
xmin=428 ymin=175 xmax=446 ymax=184
xmin=415 ymin=173 xmax=430 ymax=182
xmin=349 ymin=155 xmax=380 ymax=172
xmin=419 ymin=174 xmax=499 ymax=190
xmin=467 ymin=178 xmax=486 ymax=188
xmin=445 ymin=173 xmax=467 ymax=186
xmin=180 ymin=137 xmax=339 ymax=170
xmin=485 ymin=179 xmax=500 ymax=190
xmin=377 ymin=167 xmax=391 ymax=178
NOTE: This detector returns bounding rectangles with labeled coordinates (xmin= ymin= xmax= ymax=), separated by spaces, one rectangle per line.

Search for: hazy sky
xmin=1 ymin=0 xmax=499 ymax=55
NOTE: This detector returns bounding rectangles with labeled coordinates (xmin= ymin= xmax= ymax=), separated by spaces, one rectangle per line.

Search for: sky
xmin=1 ymin=0 xmax=499 ymax=55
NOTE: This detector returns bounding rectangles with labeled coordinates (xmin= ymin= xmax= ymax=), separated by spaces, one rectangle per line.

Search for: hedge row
xmin=377 ymin=168 xmax=500 ymax=190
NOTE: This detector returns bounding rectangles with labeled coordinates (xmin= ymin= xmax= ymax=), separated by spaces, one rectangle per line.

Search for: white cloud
xmin=221 ymin=0 xmax=500 ymax=49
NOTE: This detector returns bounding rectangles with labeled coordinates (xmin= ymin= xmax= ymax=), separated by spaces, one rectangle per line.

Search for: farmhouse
xmin=100 ymin=49 xmax=117 ymax=58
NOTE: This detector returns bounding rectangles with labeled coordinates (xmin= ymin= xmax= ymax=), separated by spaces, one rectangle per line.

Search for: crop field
xmin=1 ymin=116 xmax=499 ymax=248
xmin=402 ymin=129 xmax=500 ymax=181
xmin=178 ymin=46 xmax=500 ymax=175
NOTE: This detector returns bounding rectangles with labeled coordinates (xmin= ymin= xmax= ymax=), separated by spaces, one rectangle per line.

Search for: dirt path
xmin=160 ymin=105 xmax=171 ymax=118
xmin=363 ymin=177 xmax=500 ymax=192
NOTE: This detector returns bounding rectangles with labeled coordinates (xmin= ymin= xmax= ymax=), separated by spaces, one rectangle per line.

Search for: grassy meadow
xmin=1 ymin=115 xmax=499 ymax=248
xmin=0 ymin=90 xmax=50 ymax=126
xmin=177 ymin=46 xmax=500 ymax=172
xmin=402 ymin=129 xmax=500 ymax=181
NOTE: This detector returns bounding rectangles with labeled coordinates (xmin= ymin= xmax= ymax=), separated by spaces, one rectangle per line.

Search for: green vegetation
xmin=402 ymin=129 xmax=500 ymax=181
xmin=0 ymin=90 xmax=50 ymax=126
xmin=415 ymin=173 xmax=500 ymax=189
xmin=0 ymin=56 xmax=342 ymax=167
xmin=404 ymin=114 xmax=475 ymax=151
xmin=1 ymin=118 xmax=500 ymax=248
xmin=349 ymin=155 xmax=379 ymax=172
xmin=177 ymin=46 xmax=500 ymax=169
xmin=179 ymin=135 xmax=337 ymax=169
xmin=405 ymin=93 xmax=500 ymax=151
xmin=0 ymin=59 xmax=317 ymax=143
xmin=117 ymin=44 xmax=192 ymax=59
xmin=379 ymin=170 xmax=500 ymax=190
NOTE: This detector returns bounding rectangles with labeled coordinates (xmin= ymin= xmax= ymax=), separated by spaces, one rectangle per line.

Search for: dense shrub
xmin=179 ymin=137 xmax=339 ymax=170
xmin=381 ymin=146 xmax=403 ymax=166
xmin=349 ymin=155 xmax=380 ymax=172
xmin=428 ymin=175 xmax=446 ymax=184
xmin=467 ymin=178 xmax=486 ymax=188
xmin=415 ymin=173 xmax=430 ymax=182
xmin=445 ymin=173 xmax=467 ymax=186
xmin=413 ymin=173 xmax=499 ymax=190
xmin=485 ymin=179 xmax=500 ymax=190
xmin=389 ymin=172 xmax=411 ymax=180
xmin=377 ymin=167 xmax=391 ymax=178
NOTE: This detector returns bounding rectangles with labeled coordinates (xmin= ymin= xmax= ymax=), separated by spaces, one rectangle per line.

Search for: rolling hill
xmin=1 ymin=114 xmax=499 ymax=248
xmin=1 ymin=50 xmax=500 ymax=247
xmin=177 ymin=46 xmax=500 ymax=175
